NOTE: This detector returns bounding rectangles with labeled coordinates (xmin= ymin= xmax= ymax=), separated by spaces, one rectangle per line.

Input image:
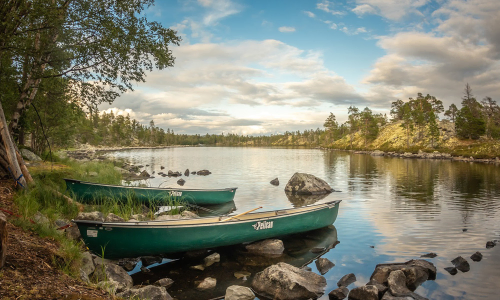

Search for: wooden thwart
xmin=221 ymin=206 xmax=262 ymax=222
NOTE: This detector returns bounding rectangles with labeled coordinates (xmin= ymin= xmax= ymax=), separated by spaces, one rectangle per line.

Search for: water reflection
xmin=285 ymin=192 xmax=329 ymax=207
xmin=132 ymin=225 xmax=339 ymax=300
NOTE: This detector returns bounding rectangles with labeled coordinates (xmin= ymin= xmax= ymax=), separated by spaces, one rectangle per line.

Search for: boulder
xmin=33 ymin=211 xmax=49 ymax=225
xmin=348 ymin=285 xmax=378 ymax=300
xmin=197 ymin=169 xmax=212 ymax=176
xmin=370 ymin=259 xmax=436 ymax=287
xmin=117 ymin=285 xmax=172 ymax=300
xmin=155 ymin=278 xmax=174 ymax=289
xmin=121 ymin=258 xmax=140 ymax=271
xmin=65 ymin=223 xmax=81 ymax=240
xmin=184 ymin=169 xmax=190 ymax=176
xmin=328 ymin=286 xmax=349 ymax=300
xmin=204 ymin=252 xmax=220 ymax=267
xmin=486 ymin=240 xmax=497 ymax=248
xmin=197 ymin=277 xmax=217 ymax=290
xmin=337 ymin=273 xmax=356 ymax=287
xmin=371 ymin=150 xmax=385 ymax=156
xmin=451 ymin=256 xmax=470 ymax=272
xmin=245 ymin=239 xmax=284 ymax=256
xmin=98 ymin=281 xmax=119 ymax=295
xmin=79 ymin=268 xmax=90 ymax=283
xmin=225 ymin=285 xmax=255 ymax=300
xmin=0 ymin=212 xmax=7 ymax=268
xmin=366 ymin=280 xmax=388 ymax=298
xmin=315 ymin=257 xmax=335 ymax=275
xmin=105 ymin=213 xmax=125 ymax=222
xmin=92 ymin=263 xmax=133 ymax=292
xmin=444 ymin=267 xmax=457 ymax=275
xmin=177 ymin=179 xmax=185 ymax=186
xmin=81 ymin=252 xmax=95 ymax=276
xmin=284 ymin=172 xmax=334 ymax=195
xmin=21 ymin=148 xmax=42 ymax=162
xmin=270 ymin=178 xmax=280 ymax=186
xmin=252 ymin=262 xmax=326 ymax=300
xmin=76 ymin=211 xmax=104 ymax=222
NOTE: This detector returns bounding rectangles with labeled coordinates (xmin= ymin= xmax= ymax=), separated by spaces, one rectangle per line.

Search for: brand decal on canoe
xmin=87 ymin=230 xmax=98 ymax=237
xmin=252 ymin=221 xmax=273 ymax=230
xmin=169 ymin=191 xmax=182 ymax=197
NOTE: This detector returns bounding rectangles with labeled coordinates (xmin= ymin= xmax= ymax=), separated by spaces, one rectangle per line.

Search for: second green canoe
xmin=64 ymin=178 xmax=237 ymax=205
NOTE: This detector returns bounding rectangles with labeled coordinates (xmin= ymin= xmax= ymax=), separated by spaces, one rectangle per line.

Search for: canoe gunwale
xmin=63 ymin=178 xmax=238 ymax=192
xmin=72 ymin=200 xmax=342 ymax=229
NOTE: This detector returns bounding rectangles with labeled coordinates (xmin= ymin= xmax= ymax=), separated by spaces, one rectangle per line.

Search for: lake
xmin=105 ymin=147 xmax=500 ymax=299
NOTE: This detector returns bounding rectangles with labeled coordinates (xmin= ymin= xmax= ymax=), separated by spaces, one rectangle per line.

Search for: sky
xmin=99 ymin=0 xmax=500 ymax=136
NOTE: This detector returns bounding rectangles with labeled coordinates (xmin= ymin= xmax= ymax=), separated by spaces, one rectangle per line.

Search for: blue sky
xmin=100 ymin=0 xmax=500 ymax=135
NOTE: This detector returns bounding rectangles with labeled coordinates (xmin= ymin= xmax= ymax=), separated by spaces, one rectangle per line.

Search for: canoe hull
xmin=73 ymin=200 xmax=341 ymax=259
xmin=64 ymin=179 xmax=237 ymax=205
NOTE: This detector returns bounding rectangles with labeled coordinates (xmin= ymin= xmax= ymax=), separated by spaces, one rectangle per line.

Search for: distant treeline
xmin=10 ymin=84 xmax=500 ymax=154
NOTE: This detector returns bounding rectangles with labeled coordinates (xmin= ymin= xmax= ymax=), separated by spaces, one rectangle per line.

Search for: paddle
xmin=220 ymin=206 xmax=262 ymax=222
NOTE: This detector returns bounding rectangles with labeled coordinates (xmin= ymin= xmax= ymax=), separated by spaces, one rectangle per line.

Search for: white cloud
xmin=197 ymin=0 xmax=242 ymax=25
xmin=352 ymin=4 xmax=377 ymax=16
xmin=304 ymin=11 xmax=316 ymax=18
xmin=279 ymin=26 xmax=296 ymax=33
xmin=317 ymin=0 xmax=346 ymax=16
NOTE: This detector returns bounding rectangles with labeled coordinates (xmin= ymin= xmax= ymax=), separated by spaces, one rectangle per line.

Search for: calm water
xmin=105 ymin=147 xmax=500 ymax=300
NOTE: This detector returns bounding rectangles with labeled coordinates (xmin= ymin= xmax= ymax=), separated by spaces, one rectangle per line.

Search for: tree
xmin=1 ymin=0 xmax=181 ymax=141
xmin=455 ymin=84 xmax=485 ymax=139
xmin=347 ymin=106 xmax=360 ymax=149
xmin=390 ymin=99 xmax=405 ymax=121
xmin=444 ymin=104 xmax=458 ymax=122
xmin=323 ymin=112 xmax=338 ymax=143
xmin=360 ymin=107 xmax=378 ymax=147
xmin=480 ymin=96 xmax=500 ymax=139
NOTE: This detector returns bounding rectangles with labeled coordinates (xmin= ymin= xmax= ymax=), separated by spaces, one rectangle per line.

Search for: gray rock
xmin=184 ymin=169 xmax=190 ymax=176
xmin=270 ymin=178 xmax=280 ymax=186
xmin=21 ymin=148 xmax=42 ymax=162
xmin=197 ymin=277 xmax=217 ymax=290
xmin=328 ymin=286 xmax=349 ymax=300
xmin=337 ymin=273 xmax=356 ymax=287
xmin=315 ymin=257 xmax=335 ymax=275
xmin=117 ymin=285 xmax=172 ymax=300
xmin=284 ymin=172 xmax=334 ymax=195
xmin=470 ymin=251 xmax=483 ymax=262
xmin=92 ymin=263 xmax=133 ymax=292
xmin=177 ymin=178 xmax=185 ymax=186
xmin=79 ymin=268 xmax=90 ymax=283
xmin=367 ymin=280 xmax=388 ymax=298
xmin=388 ymin=270 xmax=411 ymax=297
xmin=76 ymin=211 xmax=104 ymax=222
xmin=121 ymin=258 xmax=140 ymax=271
xmin=420 ymin=253 xmax=437 ymax=258
xmin=486 ymin=240 xmax=497 ymax=248
xmin=252 ymin=262 xmax=327 ymax=300
xmin=33 ymin=212 xmax=49 ymax=225
xmin=204 ymin=252 xmax=220 ymax=267
xmin=81 ymin=252 xmax=95 ymax=276
xmin=402 ymin=265 xmax=429 ymax=291
xmin=139 ymin=170 xmax=150 ymax=177
xmin=191 ymin=171 xmax=196 ymax=174
xmin=105 ymin=213 xmax=125 ymax=222
xmin=370 ymin=259 xmax=437 ymax=286
xmin=225 ymin=285 xmax=255 ymax=300
xmin=65 ymin=223 xmax=81 ymax=240
xmin=444 ymin=267 xmax=457 ymax=275
xmin=155 ymin=278 xmax=174 ymax=289
xmin=141 ymin=256 xmax=162 ymax=267
xmin=348 ymin=285 xmax=379 ymax=300
xmin=371 ymin=150 xmax=385 ymax=156
xmin=451 ymin=256 xmax=470 ymax=272
xmin=245 ymin=239 xmax=284 ymax=256
xmin=54 ymin=219 xmax=68 ymax=228
xmin=197 ymin=169 xmax=211 ymax=176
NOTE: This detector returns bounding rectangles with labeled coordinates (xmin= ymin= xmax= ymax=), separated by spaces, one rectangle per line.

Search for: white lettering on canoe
xmin=87 ymin=230 xmax=98 ymax=237
xmin=252 ymin=221 xmax=273 ymax=230
xmin=169 ymin=191 xmax=182 ymax=197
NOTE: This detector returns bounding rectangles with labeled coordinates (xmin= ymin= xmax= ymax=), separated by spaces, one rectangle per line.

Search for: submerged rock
xmin=245 ymin=239 xmax=284 ymax=256
xmin=225 ymin=285 xmax=255 ymax=300
xmin=155 ymin=278 xmax=174 ymax=289
xmin=197 ymin=277 xmax=217 ymax=290
xmin=348 ymin=285 xmax=378 ymax=300
xmin=444 ymin=267 xmax=457 ymax=275
xmin=284 ymin=172 xmax=334 ymax=195
xmin=451 ymin=256 xmax=470 ymax=272
xmin=117 ymin=285 xmax=172 ymax=300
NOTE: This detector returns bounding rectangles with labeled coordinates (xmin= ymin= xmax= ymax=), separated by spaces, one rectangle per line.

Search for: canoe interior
xmin=73 ymin=200 xmax=342 ymax=259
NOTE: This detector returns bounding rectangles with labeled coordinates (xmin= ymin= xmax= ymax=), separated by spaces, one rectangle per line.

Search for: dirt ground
xmin=0 ymin=179 xmax=113 ymax=300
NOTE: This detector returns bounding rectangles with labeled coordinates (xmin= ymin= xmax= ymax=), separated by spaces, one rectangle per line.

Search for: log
xmin=15 ymin=150 xmax=34 ymax=185
xmin=0 ymin=102 xmax=27 ymax=188
xmin=0 ymin=211 xmax=7 ymax=269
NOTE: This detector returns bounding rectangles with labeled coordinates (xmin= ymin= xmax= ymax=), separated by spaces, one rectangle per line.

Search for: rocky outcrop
xmin=76 ymin=211 xmax=104 ymax=222
xmin=252 ymin=262 xmax=326 ymax=300
xmin=284 ymin=173 xmax=334 ymax=195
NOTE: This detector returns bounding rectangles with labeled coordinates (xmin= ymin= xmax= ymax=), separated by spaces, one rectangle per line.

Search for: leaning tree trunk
xmin=0 ymin=101 xmax=32 ymax=188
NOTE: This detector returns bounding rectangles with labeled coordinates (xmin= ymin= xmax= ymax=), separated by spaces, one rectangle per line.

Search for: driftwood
xmin=15 ymin=149 xmax=33 ymax=184
xmin=0 ymin=102 xmax=28 ymax=188
xmin=53 ymin=190 xmax=84 ymax=212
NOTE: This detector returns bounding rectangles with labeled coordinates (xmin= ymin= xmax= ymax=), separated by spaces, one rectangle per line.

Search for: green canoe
xmin=72 ymin=200 xmax=341 ymax=259
xmin=64 ymin=178 xmax=237 ymax=205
